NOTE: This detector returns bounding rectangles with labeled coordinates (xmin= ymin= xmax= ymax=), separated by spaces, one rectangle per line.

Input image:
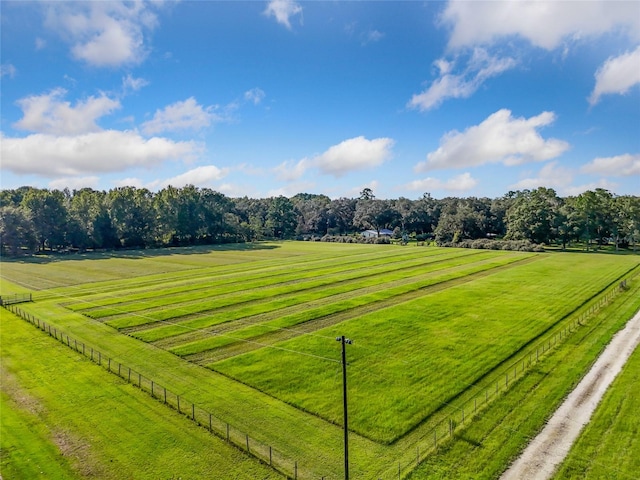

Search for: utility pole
xmin=336 ymin=335 xmax=353 ymax=480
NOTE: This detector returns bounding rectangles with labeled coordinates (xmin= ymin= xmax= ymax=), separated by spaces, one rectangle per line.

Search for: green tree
xmin=266 ymin=196 xmax=298 ymax=239
xmin=21 ymin=189 xmax=68 ymax=251
xmin=107 ymin=187 xmax=155 ymax=248
xmin=505 ymin=188 xmax=562 ymax=244
xmin=0 ymin=206 xmax=37 ymax=256
xmin=575 ymin=189 xmax=615 ymax=250
xmin=615 ymin=195 xmax=640 ymax=251
xmin=327 ymin=198 xmax=356 ymax=235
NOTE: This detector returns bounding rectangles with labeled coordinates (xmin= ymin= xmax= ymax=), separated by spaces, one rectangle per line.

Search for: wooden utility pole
xmin=336 ymin=335 xmax=353 ymax=480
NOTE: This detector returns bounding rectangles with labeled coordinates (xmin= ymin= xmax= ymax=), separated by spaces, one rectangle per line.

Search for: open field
xmin=0 ymin=310 xmax=282 ymax=480
xmin=553 ymin=321 xmax=640 ymax=480
xmin=1 ymin=241 xmax=639 ymax=478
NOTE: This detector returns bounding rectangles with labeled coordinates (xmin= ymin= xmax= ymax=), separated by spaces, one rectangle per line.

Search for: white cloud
xmin=404 ymin=172 xmax=478 ymax=193
xmin=581 ymin=153 xmax=640 ymax=177
xmin=122 ymin=74 xmax=149 ymax=93
xmin=35 ymin=37 xmax=46 ymax=50
xmin=13 ymin=88 xmax=121 ymax=135
xmin=589 ymin=46 xmax=640 ymax=105
xmin=408 ymin=48 xmax=516 ymax=111
xmin=362 ymin=29 xmax=384 ymax=45
xmin=314 ymin=136 xmax=395 ymax=177
xmin=159 ymin=165 xmax=229 ymax=189
xmin=563 ymin=180 xmax=618 ymax=197
xmin=274 ymin=158 xmax=310 ymax=181
xmin=45 ymin=1 xmax=160 ymax=67
xmin=508 ymin=162 xmax=573 ymax=190
xmin=49 ymin=176 xmax=100 ymax=191
xmin=417 ymin=109 xmax=569 ymax=171
xmin=0 ymin=64 xmax=17 ymax=78
xmin=263 ymin=0 xmax=303 ymax=30
xmin=275 ymin=136 xmax=394 ymax=181
xmin=1 ymin=131 xmax=198 ymax=177
xmin=113 ymin=177 xmax=144 ymax=188
xmin=141 ymin=97 xmax=219 ymax=135
xmin=441 ymin=1 xmax=640 ymax=50
xmin=244 ymin=88 xmax=266 ymax=105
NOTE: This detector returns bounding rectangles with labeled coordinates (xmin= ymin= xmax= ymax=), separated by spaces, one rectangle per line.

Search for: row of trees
xmin=1 ymin=185 xmax=638 ymax=256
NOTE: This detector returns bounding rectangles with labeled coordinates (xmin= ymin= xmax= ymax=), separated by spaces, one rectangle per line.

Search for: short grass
xmin=553 ymin=327 xmax=640 ymax=479
xmin=2 ymin=241 xmax=638 ymax=479
xmin=213 ymin=253 xmax=638 ymax=442
xmin=405 ymin=271 xmax=640 ymax=479
xmin=0 ymin=310 xmax=283 ymax=480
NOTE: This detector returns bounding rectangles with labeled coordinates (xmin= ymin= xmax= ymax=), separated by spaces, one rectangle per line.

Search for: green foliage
xmin=1 ymin=311 xmax=282 ymax=479
xmin=1 ymin=186 xmax=637 ymax=254
xmin=1 ymin=242 xmax=638 ymax=479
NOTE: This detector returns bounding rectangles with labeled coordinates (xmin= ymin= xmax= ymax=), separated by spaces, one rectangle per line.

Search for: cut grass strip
xmin=404 ymin=272 xmax=640 ymax=480
xmin=135 ymin=252 xmax=525 ymax=343
xmin=169 ymin=253 xmax=532 ymax=356
xmin=213 ymin=254 xmax=638 ymax=443
xmin=85 ymin=249 xmax=472 ymax=320
xmin=553 ymin=329 xmax=640 ymax=479
xmin=1 ymin=310 xmax=284 ymax=480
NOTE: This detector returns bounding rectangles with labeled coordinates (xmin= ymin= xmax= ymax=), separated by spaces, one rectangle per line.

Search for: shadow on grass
xmin=454 ymin=433 xmax=484 ymax=448
xmin=0 ymin=242 xmax=281 ymax=265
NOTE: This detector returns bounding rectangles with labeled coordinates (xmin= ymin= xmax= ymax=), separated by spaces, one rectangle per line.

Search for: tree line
xmin=0 ymin=185 xmax=638 ymax=256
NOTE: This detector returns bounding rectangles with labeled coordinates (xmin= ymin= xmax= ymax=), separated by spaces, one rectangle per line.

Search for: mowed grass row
xmin=0 ymin=310 xmax=282 ymax=480
xmin=3 ymin=242 xmax=367 ymax=301
xmin=405 ymin=273 xmax=640 ymax=480
xmin=212 ymin=253 xmax=640 ymax=443
xmin=77 ymin=248 xmax=469 ymax=319
xmin=127 ymin=251 xmax=525 ymax=342
xmin=553 ymin=329 xmax=640 ymax=479
xmin=165 ymin=253 xmax=533 ymax=356
xmin=48 ymin=244 xmax=367 ymax=305
xmin=62 ymin=244 xmax=430 ymax=312
xmin=103 ymin=249 xmax=496 ymax=331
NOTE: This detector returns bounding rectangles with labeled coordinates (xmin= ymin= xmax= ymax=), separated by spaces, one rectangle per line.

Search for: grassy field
xmin=406 ymin=267 xmax=640 ymax=479
xmin=553 ymin=323 xmax=640 ymax=479
xmin=1 ymin=241 xmax=639 ymax=479
xmin=0 ymin=310 xmax=282 ymax=480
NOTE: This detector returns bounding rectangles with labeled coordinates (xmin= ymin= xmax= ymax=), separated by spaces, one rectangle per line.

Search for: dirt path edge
xmin=500 ymin=309 xmax=640 ymax=480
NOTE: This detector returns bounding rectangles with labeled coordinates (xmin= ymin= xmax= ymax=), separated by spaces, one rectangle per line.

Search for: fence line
xmin=390 ymin=277 xmax=631 ymax=479
xmin=0 ymin=293 xmax=32 ymax=306
xmin=4 ymin=303 xmax=307 ymax=480
xmin=4 ymin=276 xmax=632 ymax=479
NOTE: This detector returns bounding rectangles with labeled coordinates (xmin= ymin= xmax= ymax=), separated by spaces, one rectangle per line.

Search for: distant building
xmin=361 ymin=228 xmax=394 ymax=238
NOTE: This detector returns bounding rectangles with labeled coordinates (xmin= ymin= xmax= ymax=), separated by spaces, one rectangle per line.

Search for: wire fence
xmin=3 ymin=303 xmax=307 ymax=480
xmin=3 ymin=276 xmax=632 ymax=479
xmin=0 ymin=293 xmax=32 ymax=306
xmin=387 ymin=278 xmax=631 ymax=479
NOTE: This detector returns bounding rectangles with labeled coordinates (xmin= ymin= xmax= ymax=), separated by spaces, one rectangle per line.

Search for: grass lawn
xmin=1 ymin=241 xmax=638 ymax=479
xmin=553 ymin=327 xmax=640 ymax=479
xmin=405 ymin=271 xmax=640 ymax=479
xmin=0 ymin=310 xmax=283 ymax=480
xmin=212 ymin=252 xmax=638 ymax=442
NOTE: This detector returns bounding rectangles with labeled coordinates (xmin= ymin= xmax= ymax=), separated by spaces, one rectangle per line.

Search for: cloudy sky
xmin=1 ymin=1 xmax=639 ymax=199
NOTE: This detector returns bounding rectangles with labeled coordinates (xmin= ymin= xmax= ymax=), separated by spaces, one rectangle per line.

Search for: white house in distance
xmin=361 ymin=228 xmax=394 ymax=238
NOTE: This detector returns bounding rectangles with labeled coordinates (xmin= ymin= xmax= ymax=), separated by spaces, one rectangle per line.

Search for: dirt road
xmin=501 ymin=309 xmax=640 ymax=480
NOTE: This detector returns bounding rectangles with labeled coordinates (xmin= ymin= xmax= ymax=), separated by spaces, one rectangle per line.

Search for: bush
xmin=436 ymin=238 xmax=544 ymax=252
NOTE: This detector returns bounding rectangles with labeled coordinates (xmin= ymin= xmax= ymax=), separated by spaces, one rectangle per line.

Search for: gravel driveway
xmin=501 ymin=309 xmax=640 ymax=480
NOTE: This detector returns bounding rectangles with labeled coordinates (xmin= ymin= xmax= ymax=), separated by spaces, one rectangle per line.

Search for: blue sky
xmin=1 ymin=0 xmax=639 ymax=199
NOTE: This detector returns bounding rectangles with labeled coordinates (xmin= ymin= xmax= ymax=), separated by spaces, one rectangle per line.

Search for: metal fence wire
xmin=3 ymin=277 xmax=630 ymax=479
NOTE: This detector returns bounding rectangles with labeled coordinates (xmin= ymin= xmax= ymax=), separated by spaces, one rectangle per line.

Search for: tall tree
xmin=21 ymin=188 xmax=68 ymax=251
xmin=575 ymin=188 xmax=615 ymax=250
xmin=0 ymin=206 xmax=37 ymax=256
xmin=266 ymin=196 xmax=298 ymax=239
xmin=107 ymin=187 xmax=155 ymax=248
xmin=505 ymin=188 xmax=562 ymax=244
